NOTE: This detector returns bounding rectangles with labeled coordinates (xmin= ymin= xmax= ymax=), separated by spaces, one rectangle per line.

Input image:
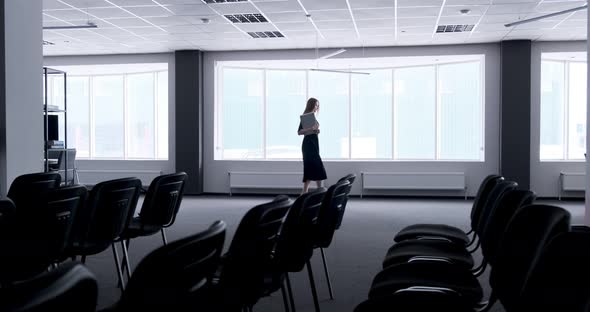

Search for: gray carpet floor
xmin=83 ymin=195 xmax=584 ymax=312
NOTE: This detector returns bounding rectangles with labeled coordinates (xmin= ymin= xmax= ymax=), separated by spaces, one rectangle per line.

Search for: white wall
xmin=43 ymin=53 xmax=176 ymax=186
xmin=4 ymin=0 xmax=43 ymax=190
xmin=530 ymin=41 xmax=587 ymax=198
xmin=203 ymin=44 xmax=501 ymax=196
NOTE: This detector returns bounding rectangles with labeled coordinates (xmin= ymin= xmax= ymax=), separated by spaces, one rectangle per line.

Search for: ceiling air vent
xmin=436 ymin=24 xmax=475 ymax=33
xmin=43 ymin=40 xmax=55 ymax=46
xmin=225 ymin=13 xmax=268 ymax=23
xmin=247 ymin=31 xmax=284 ymax=38
xmin=202 ymin=0 xmax=248 ymax=3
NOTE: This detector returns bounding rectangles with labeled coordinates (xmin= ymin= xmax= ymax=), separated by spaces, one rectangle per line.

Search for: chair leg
xmin=281 ymin=282 xmax=291 ymax=312
xmin=285 ymin=274 xmax=296 ymax=312
xmin=120 ymin=241 xmax=132 ymax=280
xmin=306 ymin=260 xmax=321 ymax=312
xmin=119 ymin=239 xmax=131 ymax=277
xmin=112 ymin=244 xmax=125 ymax=291
xmin=161 ymin=228 xmax=168 ymax=245
xmin=319 ymin=248 xmax=334 ymax=300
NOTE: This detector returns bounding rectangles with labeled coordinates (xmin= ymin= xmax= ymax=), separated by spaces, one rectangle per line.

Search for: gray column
xmin=586 ymin=8 xmax=590 ymax=225
xmin=175 ymin=50 xmax=203 ymax=194
xmin=500 ymin=40 xmax=532 ymax=189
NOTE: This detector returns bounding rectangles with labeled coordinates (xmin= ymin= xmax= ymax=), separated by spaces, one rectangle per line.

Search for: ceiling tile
xmin=103 ymin=17 xmax=152 ymax=27
xmin=348 ymin=0 xmax=395 ymax=9
xmin=43 ymin=9 xmax=94 ymax=21
xmin=353 ymin=7 xmax=395 ymax=20
xmin=397 ymin=17 xmax=436 ymax=27
xmin=207 ymin=2 xmax=257 ymax=14
xmin=266 ymin=11 xmax=308 ymax=23
xmin=87 ymin=7 xmax=135 ymax=19
xmin=43 ymin=0 xmax=72 ymax=10
xmin=253 ymin=0 xmax=303 ymax=13
xmin=438 ymin=15 xmax=481 ymax=25
xmin=397 ymin=0 xmax=443 ymax=7
xmin=167 ymin=4 xmax=216 ymax=16
xmin=315 ymin=20 xmax=355 ymax=30
xmin=122 ymin=5 xmax=172 ymax=17
xmin=273 ymin=22 xmax=316 ymax=31
xmin=108 ymin=0 xmax=157 ymax=6
xmin=398 ymin=6 xmax=442 ymax=18
xmin=299 ymin=0 xmax=348 ymax=11
xmin=486 ymin=3 xmax=538 ymax=15
xmin=356 ymin=19 xmax=393 ymax=29
xmin=308 ymin=9 xmax=351 ymax=21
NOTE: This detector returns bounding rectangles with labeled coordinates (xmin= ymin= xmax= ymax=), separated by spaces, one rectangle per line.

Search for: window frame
xmin=215 ymin=58 xmax=485 ymax=162
xmin=540 ymin=59 xmax=587 ymax=162
xmin=48 ymin=69 xmax=169 ymax=161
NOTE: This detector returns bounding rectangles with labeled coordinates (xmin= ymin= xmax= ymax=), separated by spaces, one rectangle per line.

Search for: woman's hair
xmin=304 ymin=98 xmax=319 ymax=114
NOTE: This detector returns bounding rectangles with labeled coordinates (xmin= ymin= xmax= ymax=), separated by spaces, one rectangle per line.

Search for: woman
xmin=298 ymin=97 xmax=327 ymax=193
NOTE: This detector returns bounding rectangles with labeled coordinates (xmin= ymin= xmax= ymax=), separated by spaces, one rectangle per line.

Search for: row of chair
xmin=354 ymin=175 xmax=590 ymax=311
xmin=0 ymin=171 xmax=187 ymax=290
xmin=1 ymin=173 xmax=356 ymax=312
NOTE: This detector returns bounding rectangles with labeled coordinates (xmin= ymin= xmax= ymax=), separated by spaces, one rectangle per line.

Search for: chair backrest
xmin=0 ymin=262 xmax=98 ymax=312
xmin=71 ymin=178 xmax=141 ymax=254
xmin=472 ymin=179 xmax=515 ymax=233
xmin=119 ymin=221 xmax=226 ymax=311
xmin=7 ymin=172 xmax=61 ymax=208
xmin=8 ymin=186 xmax=88 ymax=281
xmin=469 ymin=174 xmax=503 ymax=229
xmin=274 ymin=189 xmax=326 ymax=272
xmin=337 ymin=173 xmax=356 ymax=185
xmin=518 ymin=230 xmax=590 ymax=311
xmin=480 ymin=189 xmax=536 ymax=265
xmin=138 ymin=172 xmax=188 ymax=230
xmin=220 ymin=195 xmax=293 ymax=307
xmin=335 ymin=176 xmax=354 ymax=230
xmin=490 ymin=204 xmax=571 ymax=310
xmin=315 ymin=180 xmax=352 ymax=248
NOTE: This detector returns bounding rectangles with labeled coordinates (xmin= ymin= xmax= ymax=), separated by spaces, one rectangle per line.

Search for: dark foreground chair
xmin=0 ymin=262 xmax=98 ymax=312
xmin=217 ymin=195 xmax=293 ymax=311
xmin=118 ymin=172 xmax=187 ymax=274
xmin=67 ymin=178 xmax=141 ymax=290
xmin=112 ymin=221 xmax=227 ymax=312
xmin=312 ymin=180 xmax=352 ymax=299
xmin=7 ymin=172 xmax=61 ymax=208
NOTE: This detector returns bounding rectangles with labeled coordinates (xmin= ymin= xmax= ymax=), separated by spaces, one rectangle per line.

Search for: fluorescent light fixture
xmin=43 ymin=22 xmax=98 ymax=30
xmin=505 ymin=4 xmax=587 ymax=27
xmin=319 ymin=49 xmax=346 ymax=59
xmin=310 ymin=68 xmax=370 ymax=75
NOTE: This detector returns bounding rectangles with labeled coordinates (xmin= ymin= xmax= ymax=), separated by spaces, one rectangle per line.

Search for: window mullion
xmin=262 ymin=69 xmax=267 ymax=160
xmin=124 ymin=74 xmax=129 ymax=160
xmin=154 ymin=72 xmax=159 ymax=159
xmin=435 ymin=64 xmax=440 ymax=160
xmin=564 ymin=61 xmax=569 ymax=160
xmin=392 ymin=68 xmax=395 ymax=160
xmin=89 ymin=76 xmax=95 ymax=159
xmin=349 ymin=72 xmax=352 ymax=160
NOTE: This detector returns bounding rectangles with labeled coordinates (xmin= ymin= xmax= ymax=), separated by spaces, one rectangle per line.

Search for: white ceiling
xmin=42 ymin=0 xmax=589 ymax=56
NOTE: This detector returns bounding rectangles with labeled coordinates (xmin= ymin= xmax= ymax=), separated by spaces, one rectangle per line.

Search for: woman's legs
xmin=303 ymin=180 xmax=311 ymax=194
xmin=315 ymin=180 xmax=322 ymax=188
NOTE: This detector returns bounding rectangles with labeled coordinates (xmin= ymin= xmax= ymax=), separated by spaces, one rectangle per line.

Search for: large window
xmin=216 ymin=59 xmax=484 ymax=161
xmin=540 ymin=59 xmax=587 ymax=160
xmin=47 ymin=65 xmax=169 ymax=160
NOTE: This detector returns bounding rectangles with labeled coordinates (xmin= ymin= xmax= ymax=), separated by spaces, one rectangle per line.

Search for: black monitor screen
xmin=48 ymin=115 xmax=58 ymax=141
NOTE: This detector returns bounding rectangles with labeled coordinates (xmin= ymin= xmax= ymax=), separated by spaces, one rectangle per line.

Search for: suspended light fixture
xmin=505 ymin=4 xmax=587 ymax=27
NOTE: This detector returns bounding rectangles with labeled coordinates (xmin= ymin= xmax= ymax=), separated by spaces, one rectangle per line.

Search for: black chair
xmin=516 ymin=229 xmax=590 ymax=311
xmin=0 ymin=262 xmax=98 ymax=312
xmin=5 ymin=185 xmax=88 ymax=281
xmin=274 ymin=189 xmax=327 ymax=312
xmin=334 ymin=174 xmax=355 ymax=230
xmin=118 ymin=172 xmax=187 ymax=274
xmin=216 ymin=195 xmax=294 ymax=312
xmin=312 ymin=180 xmax=352 ymax=300
xmin=362 ymin=204 xmax=571 ymax=312
xmin=67 ymin=177 xmax=142 ymax=291
xmin=112 ymin=221 xmax=226 ymax=312
xmin=7 ymin=172 xmax=61 ymax=208
xmin=381 ymin=181 xmax=523 ymax=272
xmin=393 ymin=174 xmax=503 ymax=246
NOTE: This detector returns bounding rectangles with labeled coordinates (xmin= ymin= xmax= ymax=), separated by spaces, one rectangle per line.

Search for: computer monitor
xmin=48 ymin=115 xmax=59 ymax=141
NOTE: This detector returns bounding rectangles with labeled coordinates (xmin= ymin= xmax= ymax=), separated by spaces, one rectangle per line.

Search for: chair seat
xmin=394 ymin=224 xmax=470 ymax=245
xmin=120 ymin=217 xmax=162 ymax=239
xmin=369 ymin=262 xmax=483 ymax=305
xmin=382 ymin=239 xmax=474 ymax=270
xmin=355 ymin=291 xmax=474 ymax=312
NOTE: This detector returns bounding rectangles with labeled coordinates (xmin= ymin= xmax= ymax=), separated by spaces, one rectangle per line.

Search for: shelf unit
xmin=43 ymin=67 xmax=69 ymax=183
